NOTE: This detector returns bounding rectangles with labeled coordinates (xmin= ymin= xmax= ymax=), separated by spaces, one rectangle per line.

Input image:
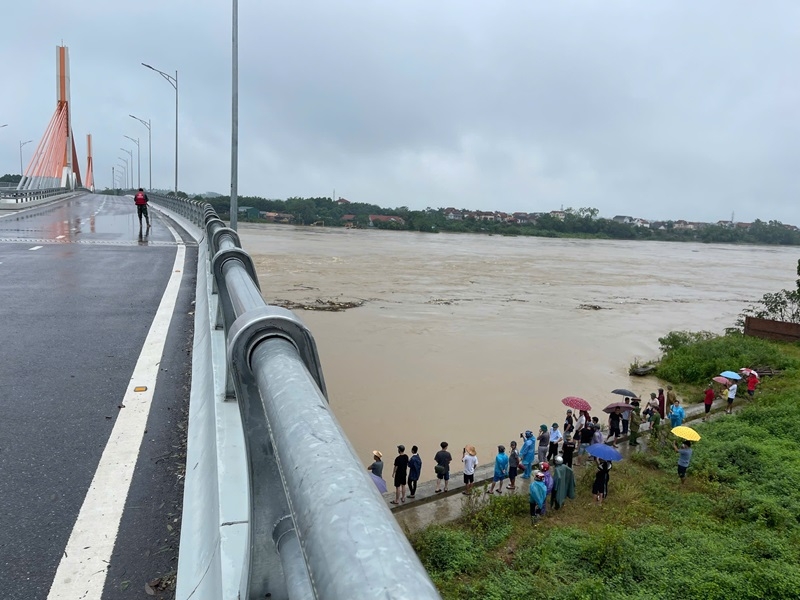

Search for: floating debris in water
xmin=275 ymin=298 xmax=365 ymax=312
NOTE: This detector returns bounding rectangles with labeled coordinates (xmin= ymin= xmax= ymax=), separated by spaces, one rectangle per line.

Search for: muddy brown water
xmin=240 ymin=224 xmax=797 ymax=483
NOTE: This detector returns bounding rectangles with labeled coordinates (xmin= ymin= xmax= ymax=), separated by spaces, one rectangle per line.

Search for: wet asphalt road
xmin=0 ymin=194 xmax=197 ymax=599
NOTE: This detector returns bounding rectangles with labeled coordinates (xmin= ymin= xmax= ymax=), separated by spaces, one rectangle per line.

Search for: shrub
xmin=658 ymin=330 xmax=717 ymax=353
xmin=656 ymin=331 xmax=797 ymax=384
xmin=411 ymin=526 xmax=481 ymax=578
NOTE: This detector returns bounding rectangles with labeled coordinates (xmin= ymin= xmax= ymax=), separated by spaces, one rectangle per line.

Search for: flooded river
xmin=239 ymin=224 xmax=797 ymax=480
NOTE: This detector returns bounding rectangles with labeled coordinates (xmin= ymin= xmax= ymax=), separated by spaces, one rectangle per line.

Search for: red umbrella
xmin=603 ymin=402 xmax=632 ymax=413
xmin=562 ymin=396 xmax=592 ymax=412
xmin=740 ymin=368 xmax=759 ymax=378
xmin=712 ymin=376 xmax=729 ymax=385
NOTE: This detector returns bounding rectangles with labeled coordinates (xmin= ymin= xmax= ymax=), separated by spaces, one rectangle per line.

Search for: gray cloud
xmin=2 ymin=1 xmax=798 ymax=224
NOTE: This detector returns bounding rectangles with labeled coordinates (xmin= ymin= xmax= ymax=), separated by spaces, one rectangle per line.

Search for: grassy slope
xmin=411 ymin=335 xmax=800 ymax=600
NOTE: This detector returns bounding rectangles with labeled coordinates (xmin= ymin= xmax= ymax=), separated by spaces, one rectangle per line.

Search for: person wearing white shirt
xmin=461 ymin=445 xmax=478 ymax=494
xmin=726 ymin=382 xmax=738 ymax=414
xmin=547 ymin=423 xmax=563 ymax=461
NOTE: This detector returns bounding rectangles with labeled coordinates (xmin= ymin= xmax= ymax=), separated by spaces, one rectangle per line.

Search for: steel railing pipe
xmin=221 ymin=259 xmax=266 ymax=318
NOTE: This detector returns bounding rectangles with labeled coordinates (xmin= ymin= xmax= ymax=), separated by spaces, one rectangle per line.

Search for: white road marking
xmin=29 ymin=245 xmax=43 ymax=251
xmin=46 ymin=241 xmax=186 ymax=600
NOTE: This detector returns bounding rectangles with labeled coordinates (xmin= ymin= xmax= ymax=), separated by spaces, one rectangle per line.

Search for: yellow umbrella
xmin=671 ymin=426 xmax=701 ymax=441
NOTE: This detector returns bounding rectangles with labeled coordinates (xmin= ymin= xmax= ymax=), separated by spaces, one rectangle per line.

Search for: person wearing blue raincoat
xmin=668 ymin=399 xmax=686 ymax=428
xmin=519 ymin=431 xmax=535 ymax=479
xmin=487 ymin=445 xmax=509 ymax=494
xmin=541 ymin=462 xmax=554 ymax=514
xmin=529 ymin=471 xmax=547 ymax=522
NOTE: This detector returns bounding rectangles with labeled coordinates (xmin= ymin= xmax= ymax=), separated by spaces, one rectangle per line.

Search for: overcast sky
xmin=1 ymin=1 xmax=798 ymax=223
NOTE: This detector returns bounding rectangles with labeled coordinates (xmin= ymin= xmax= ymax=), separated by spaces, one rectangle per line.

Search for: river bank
xmin=409 ymin=332 xmax=800 ymax=599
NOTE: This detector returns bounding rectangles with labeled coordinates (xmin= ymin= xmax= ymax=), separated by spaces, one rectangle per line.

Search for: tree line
xmin=200 ymin=195 xmax=800 ymax=246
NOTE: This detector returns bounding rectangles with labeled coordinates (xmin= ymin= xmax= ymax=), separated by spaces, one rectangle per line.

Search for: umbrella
xmin=720 ymin=371 xmax=741 ymax=380
xmin=585 ymin=444 xmax=623 ymax=462
xmin=740 ymin=368 xmax=759 ymax=378
xmin=562 ymin=396 xmax=592 ymax=412
xmin=671 ymin=426 xmax=701 ymax=442
xmin=712 ymin=376 xmax=729 ymax=385
xmin=603 ymin=402 xmax=632 ymax=413
xmin=370 ymin=474 xmax=387 ymax=494
xmin=611 ymin=388 xmax=639 ymax=398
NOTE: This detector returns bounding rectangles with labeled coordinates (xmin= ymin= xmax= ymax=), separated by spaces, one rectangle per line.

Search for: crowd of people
xmin=368 ymin=377 xmax=755 ymax=517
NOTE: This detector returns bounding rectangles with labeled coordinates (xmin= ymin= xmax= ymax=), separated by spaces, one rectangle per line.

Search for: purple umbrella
xmin=370 ymin=473 xmax=387 ymax=493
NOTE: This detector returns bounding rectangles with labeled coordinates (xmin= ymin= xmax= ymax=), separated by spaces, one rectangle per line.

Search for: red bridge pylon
xmin=18 ymin=45 xmax=85 ymax=191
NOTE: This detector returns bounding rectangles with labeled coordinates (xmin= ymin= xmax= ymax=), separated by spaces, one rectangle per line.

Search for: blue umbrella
xmin=370 ymin=473 xmax=387 ymax=493
xmin=720 ymin=371 xmax=742 ymax=380
xmin=586 ymin=444 xmax=624 ymax=462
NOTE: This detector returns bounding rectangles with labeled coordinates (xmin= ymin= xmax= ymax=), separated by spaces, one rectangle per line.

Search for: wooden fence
xmin=744 ymin=316 xmax=800 ymax=342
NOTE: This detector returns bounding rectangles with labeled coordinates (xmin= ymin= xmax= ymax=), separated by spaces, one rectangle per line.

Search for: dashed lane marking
xmin=29 ymin=245 xmax=43 ymax=250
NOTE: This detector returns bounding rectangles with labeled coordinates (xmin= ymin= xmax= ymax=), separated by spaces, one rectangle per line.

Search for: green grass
xmin=411 ymin=334 xmax=800 ymax=599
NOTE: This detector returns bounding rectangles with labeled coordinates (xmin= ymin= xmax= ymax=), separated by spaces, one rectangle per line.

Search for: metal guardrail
xmin=0 ymin=186 xmax=69 ymax=203
xmin=148 ymin=193 xmax=205 ymax=226
xmin=154 ymin=196 xmax=440 ymax=599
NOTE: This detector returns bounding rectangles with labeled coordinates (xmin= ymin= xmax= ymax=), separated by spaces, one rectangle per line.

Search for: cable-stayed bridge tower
xmin=18 ymin=45 xmax=84 ymax=191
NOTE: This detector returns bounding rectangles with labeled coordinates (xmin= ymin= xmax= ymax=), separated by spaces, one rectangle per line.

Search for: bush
xmin=411 ymin=526 xmax=482 ymax=578
xmin=658 ymin=330 xmax=717 ymax=353
xmin=656 ymin=331 xmax=797 ymax=384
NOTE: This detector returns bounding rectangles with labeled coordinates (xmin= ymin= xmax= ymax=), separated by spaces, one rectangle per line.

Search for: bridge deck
xmin=0 ymin=194 xmax=197 ymax=599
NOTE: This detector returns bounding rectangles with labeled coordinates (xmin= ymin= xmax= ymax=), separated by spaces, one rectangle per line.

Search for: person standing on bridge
xmin=134 ymin=188 xmax=151 ymax=228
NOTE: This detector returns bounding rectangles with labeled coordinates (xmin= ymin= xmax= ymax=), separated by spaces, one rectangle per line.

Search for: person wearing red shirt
xmin=134 ymin=188 xmax=151 ymax=228
xmin=703 ymin=384 xmax=715 ymax=420
xmin=747 ymin=373 xmax=758 ymax=399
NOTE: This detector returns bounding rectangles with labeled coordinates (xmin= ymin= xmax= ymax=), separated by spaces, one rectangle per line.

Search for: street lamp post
xmin=142 ymin=63 xmax=178 ymax=195
xmin=118 ymin=158 xmax=128 ymax=189
xmin=121 ymin=147 xmax=134 ymax=189
xmin=124 ymin=136 xmax=140 ymax=188
xmin=230 ymin=0 xmax=239 ymax=230
xmin=129 ymin=115 xmax=151 ymax=189
xmin=19 ymin=140 xmax=33 ymax=176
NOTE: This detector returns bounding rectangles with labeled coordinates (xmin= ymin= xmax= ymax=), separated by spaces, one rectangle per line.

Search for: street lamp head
xmin=129 ymin=115 xmax=151 ymax=130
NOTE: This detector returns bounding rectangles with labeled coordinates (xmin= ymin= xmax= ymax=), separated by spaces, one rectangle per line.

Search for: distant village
xmin=239 ymin=198 xmax=798 ymax=232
